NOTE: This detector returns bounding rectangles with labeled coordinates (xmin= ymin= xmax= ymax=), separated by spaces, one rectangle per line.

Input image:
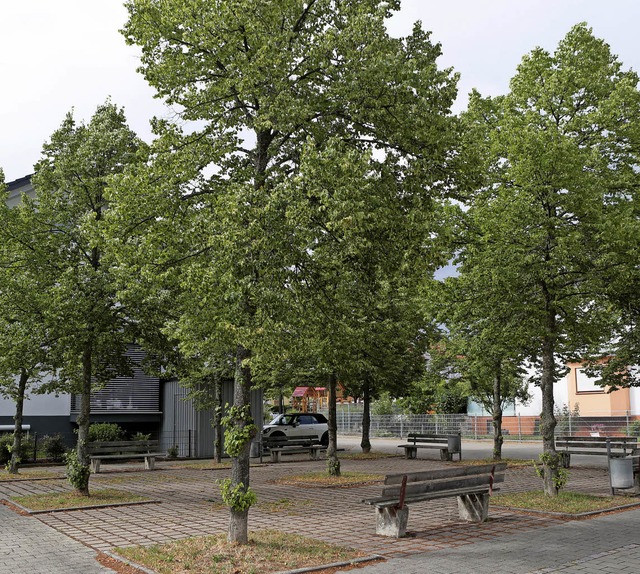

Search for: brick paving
xmin=0 ymin=446 xmax=638 ymax=573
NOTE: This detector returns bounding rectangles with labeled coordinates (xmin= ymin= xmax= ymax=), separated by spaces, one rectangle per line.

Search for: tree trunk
xmin=360 ymin=380 xmax=371 ymax=453
xmin=540 ymin=326 xmax=558 ymax=496
xmin=9 ymin=369 xmax=29 ymax=474
xmin=492 ymin=367 xmax=503 ymax=461
xmin=326 ymin=372 xmax=340 ymax=476
xmin=213 ymin=376 xmax=223 ymax=464
xmin=228 ymin=345 xmax=253 ymax=544
xmin=74 ymin=343 xmax=93 ymax=496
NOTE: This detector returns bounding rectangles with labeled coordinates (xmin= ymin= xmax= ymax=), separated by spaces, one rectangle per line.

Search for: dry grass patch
xmin=339 ymin=451 xmax=397 ymax=460
xmin=0 ymin=469 xmax=60 ymax=481
xmin=165 ymin=460 xmax=232 ymax=470
xmin=461 ymin=458 xmax=534 ymax=468
xmin=257 ymin=497 xmax=313 ymax=513
xmin=99 ymin=472 xmax=205 ymax=486
xmin=275 ymin=471 xmax=384 ymax=488
xmin=492 ymin=490 xmax=628 ymax=514
xmin=115 ymin=530 xmax=365 ymax=574
xmin=11 ymin=488 xmax=150 ymax=511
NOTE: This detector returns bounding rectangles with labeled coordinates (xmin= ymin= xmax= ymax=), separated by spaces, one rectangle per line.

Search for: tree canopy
xmin=117 ymin=0 xmax=460 ymax=540
xmin=461 ymin=23 xmax=640 ymax=493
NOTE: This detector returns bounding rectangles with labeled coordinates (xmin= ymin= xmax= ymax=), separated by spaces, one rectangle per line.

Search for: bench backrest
xmin=406 ymin=432 xmax=461 ymax=452
xmin=263 ymin=434 xmax=318 ymax=448
xmin=556 ymin=436 xmax=637 ymax=452
xmin=382 ymin=463 xmax=507 ymax=498
xmin=87 ymin=440 xmax=159 ymax=455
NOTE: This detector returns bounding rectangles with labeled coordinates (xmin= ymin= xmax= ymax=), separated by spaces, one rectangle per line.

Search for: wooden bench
xmin=362 ymin=463 xmax=506 ymax=537
xmin=87 ymin=440 xmax=164 ymax=473
xmin=262 ymin=434 xmax=327 ymax=463
xmin=555 ymin=436 xmax=638 ymax=468
xmin=398 ymin=433 xmax=462 ymax=461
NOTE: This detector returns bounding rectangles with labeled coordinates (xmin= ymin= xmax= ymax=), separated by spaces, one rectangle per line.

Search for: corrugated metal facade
xmin=161 ymin=379 xmax=263 ymax=458
xmin=70 ymin=345 xmax=161 ymax=417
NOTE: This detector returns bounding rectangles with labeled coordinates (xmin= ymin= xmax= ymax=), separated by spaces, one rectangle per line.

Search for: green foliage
xmin=371 ymin=395 xmax=394 ymax=416
xmin=221 ymin=405 xmax=257 ymax=458
xmin=88 ymin=423 xmax=125 ymax=443
xmin=119 ymin=0 xmax=459 ymax=543
xmin=64 ymin=449 xmax=91 ymax=493
xmin=42 ymin=434 xmax=67 ymax=462
xmin=434 ymin=389 xmax=469 ymax=415
xmin=166 ymin=445 xmax=178 ymax=459
xmin=131 ymin=432 xmax=152 ymax=441
xmin=627 ymin=421 xmax=640 ymax=437
xmin=326 ymin=457 xmax=341 ymax=477
xmin=0 ymin=434 xmax=33 ymax=466
xmin=534 ymin=453 xmax=569 ymax=492
xmin=219 ymin=479 xmax=257 ymax=512
xmin=554 ymin=403 xmax=580 ymax=435
xmin=459 ymin=23 xmax=640 ymax=466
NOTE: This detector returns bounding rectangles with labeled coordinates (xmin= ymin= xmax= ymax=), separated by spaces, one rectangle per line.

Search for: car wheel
xmin=320 ymin=432 xmax=329 ymax=447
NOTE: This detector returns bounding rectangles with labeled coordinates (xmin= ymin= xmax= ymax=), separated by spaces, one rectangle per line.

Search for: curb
xmin=273 ymin=555 xmax=385 ymax=574
xmin=2 ymin=497 xmax=161 ymax=515
xmin=101 ymin=551 xmax=159 ymax=574
xmin=493 ymin=499 xmax=640 ymax=519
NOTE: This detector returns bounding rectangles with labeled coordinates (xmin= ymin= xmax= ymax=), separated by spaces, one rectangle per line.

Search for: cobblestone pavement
xmin=0 ymin=503 xmax=111 ymax=574
xmin=0 ymin=440 xmax=638 ymax=573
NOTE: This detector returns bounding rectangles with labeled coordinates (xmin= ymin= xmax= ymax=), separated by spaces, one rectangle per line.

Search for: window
xmin=575 ymin=368 xmax=604 ymax=393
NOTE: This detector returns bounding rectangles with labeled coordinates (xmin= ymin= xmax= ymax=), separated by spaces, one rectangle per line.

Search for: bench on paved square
xmin=362 ymin=463 xmax=506 ymax=537
xmin=262 ymin=434 xmax=327 ymax=463
xmin=555 ymin=436 xmax=638 ymax=468
xmin=397 ymin=432 xmax=462 ymax=462
xmin=87 ymin=440 xmax=164 ymax=473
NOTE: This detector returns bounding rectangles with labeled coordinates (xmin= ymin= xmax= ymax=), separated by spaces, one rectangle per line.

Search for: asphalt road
xmin=337 ymin=434 xmax=611 ymax=468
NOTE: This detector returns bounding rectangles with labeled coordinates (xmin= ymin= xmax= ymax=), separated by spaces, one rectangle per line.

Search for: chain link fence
xmin=3 ymin=412 xmax=639 ymax=464
xmin=324 ymin=410 xmax=640 ymax=441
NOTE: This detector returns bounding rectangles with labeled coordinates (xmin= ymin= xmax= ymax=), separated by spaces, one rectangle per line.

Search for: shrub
xmin=371 ymin=394 xmax=394 ymax=416
xmin=0 ymin=433 xmax=34 ymax=465
xmin=65 ymin=449 xmax=90 ymax=492
xmin=42 ymin=434 xmax=68 ymax=462
xmin=131 ymin=432 xmax=152 ymax=441
xmin=627 ymin=420 xmax=640 ymax=437
xmin=88 ymin=423 xmax=125 ymax=442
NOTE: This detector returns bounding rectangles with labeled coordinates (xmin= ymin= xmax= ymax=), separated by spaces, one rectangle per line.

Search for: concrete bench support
xmin=375 ymin=505 xmax=409 ymax=538
xmin=457 ymin=492 xmax=490 ymax=522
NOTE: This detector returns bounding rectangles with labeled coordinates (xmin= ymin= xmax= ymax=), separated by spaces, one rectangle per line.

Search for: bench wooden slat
xmin=556 ymin=441 xmax=636 ymax=448
xmin=385 ymin=463 xmax=506 ymax=485
xmin=366 ymin=485 xmax=500 ymax=508
xmin=397 ymin=443 xmax=445 ymax=450
xmin=87 ymin=440 xmax=158 ymax=449
xmin=90 ymin=453 xmax=164 ymax=460
xmin=382 ymin=472 xmax=505 ymax=498
xmin=557 ymin=437 xmax=636 ymax=446
xmin=88 ymin=445 xmax=159 ymax=454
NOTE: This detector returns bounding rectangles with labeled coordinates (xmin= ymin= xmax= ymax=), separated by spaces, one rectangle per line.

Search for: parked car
xmin=262 ymin=412 xmax=329 ymax=446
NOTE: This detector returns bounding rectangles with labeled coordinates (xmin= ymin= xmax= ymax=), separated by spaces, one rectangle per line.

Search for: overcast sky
xmin=2 ymin=1 xmax=639 ymax=182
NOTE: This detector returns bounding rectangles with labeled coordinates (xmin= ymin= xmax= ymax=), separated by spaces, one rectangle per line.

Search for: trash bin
xmin=447 ymin=433 xmax=461 ymax=454
xmin=250 ymin=439 xmax=261 ymax=458
xmin=609 ymin=457 xmax=634 ymax=490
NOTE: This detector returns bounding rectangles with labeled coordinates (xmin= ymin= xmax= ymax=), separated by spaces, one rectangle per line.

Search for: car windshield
xmin=268 ymin=414 xmax=296 ymax=425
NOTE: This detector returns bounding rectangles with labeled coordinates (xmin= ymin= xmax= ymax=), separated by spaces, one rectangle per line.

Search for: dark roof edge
xmin=7 ymin=174 xmax=34 ymax=191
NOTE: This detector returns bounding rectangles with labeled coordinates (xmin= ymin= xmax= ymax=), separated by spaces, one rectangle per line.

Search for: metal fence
xmin=4 ymin=412 xmax=640 ymax=464
xmin=0 ymin=429 xmax=201 ymax=464
xmin=326 ymin=411 xmax=640 ymax=441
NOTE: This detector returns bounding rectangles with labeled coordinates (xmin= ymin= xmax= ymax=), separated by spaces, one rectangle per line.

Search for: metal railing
xmin=320 ymin=411 xmax=640 ymax=441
